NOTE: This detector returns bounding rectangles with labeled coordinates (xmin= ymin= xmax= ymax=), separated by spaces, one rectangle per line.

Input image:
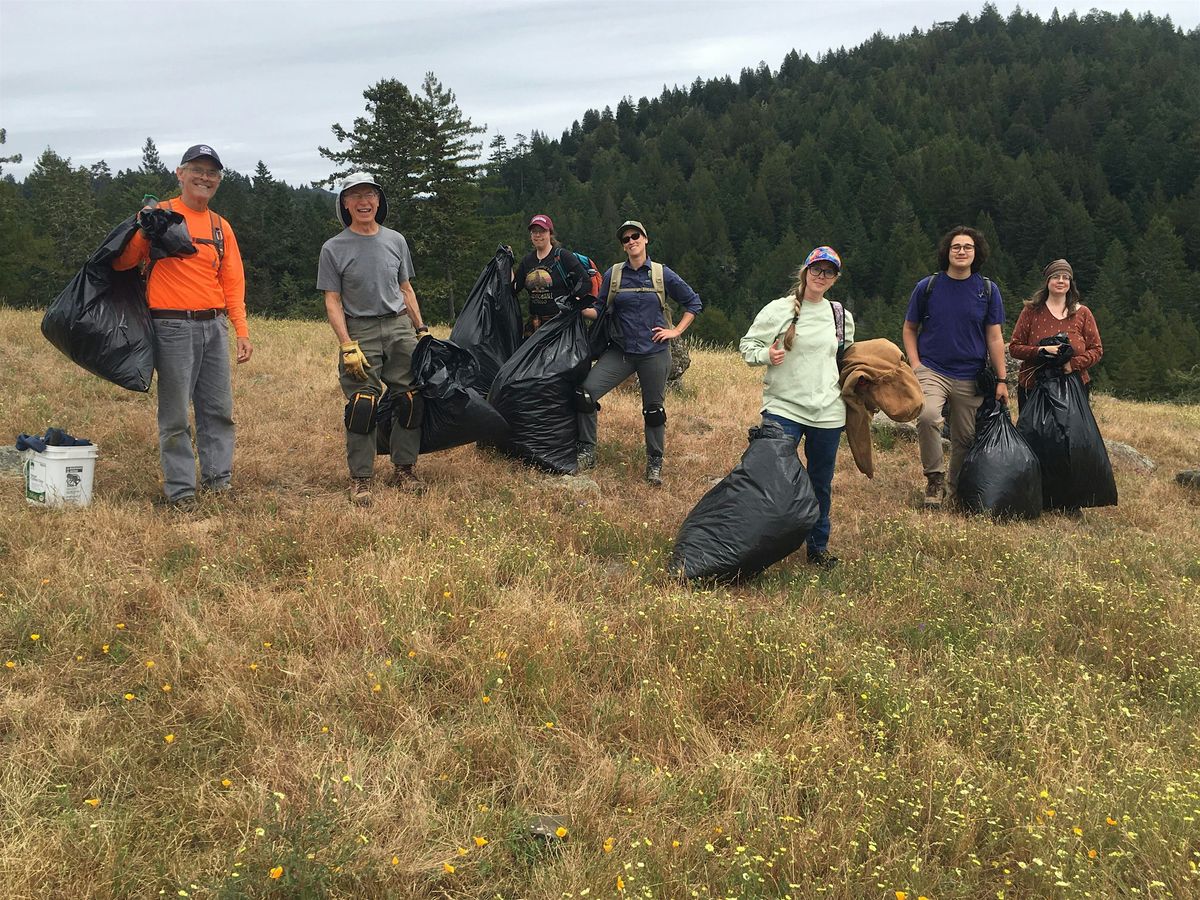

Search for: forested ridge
xmin=2 ymin=6 xmax=1197 ymax=398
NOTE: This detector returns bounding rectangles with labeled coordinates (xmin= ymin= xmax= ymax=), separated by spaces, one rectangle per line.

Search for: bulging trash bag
xmin=1017 ymin=370 xmax=1117 ymax=510
xmin=412 ymin=336 xmax=508 ymax=454
xmin=670 ymin=421 xmax=819 ymax=582
xmin=483 ymin=308 xmax=593 ymax=474
xmin=41 ymin=217 xmax=155 ymax=392
xmin=449 ymin=246 xmax=522 ymax=393
xmin=958 ymin=400 xmax=1043 ymax=519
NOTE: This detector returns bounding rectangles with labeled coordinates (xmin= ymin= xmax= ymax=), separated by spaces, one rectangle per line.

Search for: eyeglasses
xmin=186 ymin=166 xmax=221 ymax=179
xmin=620 ymin=232 xmax=643 ymax=244
xmin=344 ymin=189 xmax=377 ymax=200
xmin=949 ymin=243 xmax=975 ymax=253
xmin=808 ymin=267 xmax=838 ymax=279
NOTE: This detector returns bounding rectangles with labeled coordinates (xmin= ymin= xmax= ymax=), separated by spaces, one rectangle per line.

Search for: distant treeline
xmin=1 ymin=6 xmax=1197 ymax=399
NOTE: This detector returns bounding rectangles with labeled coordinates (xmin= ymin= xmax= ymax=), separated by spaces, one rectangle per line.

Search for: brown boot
xmin=923 ymin=472 xmax=945 ymax=508
xmin=389 ymin=464 xmax=425 ymax=493
xmin=349 ymin=476 xmax=373 ymax=507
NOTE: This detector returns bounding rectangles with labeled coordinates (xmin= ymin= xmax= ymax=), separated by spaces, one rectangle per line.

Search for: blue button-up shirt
xmin=595 ymin=257 xmax=702 ymax=355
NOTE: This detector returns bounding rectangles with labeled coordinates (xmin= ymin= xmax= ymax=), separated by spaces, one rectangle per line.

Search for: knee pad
xmin=643 ymin=406 xmax=666 ymax=427
xmin=391 ymin=389 xmax=424 ymax=430
xmin=344 ymin=391 xmax=378 ymax=435
xmin=573 ymin=387 xmax=600 ymax=414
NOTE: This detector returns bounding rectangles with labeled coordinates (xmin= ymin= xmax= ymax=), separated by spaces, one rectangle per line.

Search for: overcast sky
xmin=2 ymin=0 xmax=1197 ymax=187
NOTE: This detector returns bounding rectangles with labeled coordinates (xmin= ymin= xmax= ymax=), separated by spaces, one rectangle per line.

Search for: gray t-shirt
xmin=316 ymin=226 xmax=415 ymax=317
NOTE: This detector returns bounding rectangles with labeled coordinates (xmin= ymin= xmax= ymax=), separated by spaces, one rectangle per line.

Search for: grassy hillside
xmin=1 ymin=309 xmax=1198 ymax=899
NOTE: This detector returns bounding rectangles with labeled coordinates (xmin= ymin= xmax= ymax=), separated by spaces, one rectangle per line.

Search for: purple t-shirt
xmin=904 ymin=272 xmax=1004 ymax=380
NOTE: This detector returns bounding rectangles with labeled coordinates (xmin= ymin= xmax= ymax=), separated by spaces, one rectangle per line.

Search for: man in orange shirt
xmin=113 ymin=144 xmax=252 ymax=508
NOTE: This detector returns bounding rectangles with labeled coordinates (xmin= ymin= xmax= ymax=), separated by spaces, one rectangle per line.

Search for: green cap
xmin=617 ymin=220 xmax=648 ymax=240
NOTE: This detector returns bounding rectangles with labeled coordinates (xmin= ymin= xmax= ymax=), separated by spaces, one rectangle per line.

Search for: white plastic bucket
xmin=23 ymin=444 xmax=99 ymax=508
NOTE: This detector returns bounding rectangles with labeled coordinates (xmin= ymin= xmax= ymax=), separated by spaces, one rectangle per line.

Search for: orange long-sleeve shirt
xmin=1009 ymin=302 xmax=1102 ymax=390
xmin=112 ymin=198 xmax=249 ymax=338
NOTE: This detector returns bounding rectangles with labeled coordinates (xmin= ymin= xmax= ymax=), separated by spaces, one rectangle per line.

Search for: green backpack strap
xmin=649 ymin=261 xmax=673 ymax=327
xmin=606 ymin=262 xmax=624 ymax=308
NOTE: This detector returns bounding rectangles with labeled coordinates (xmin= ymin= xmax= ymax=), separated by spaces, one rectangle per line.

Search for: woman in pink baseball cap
xmin=512 ymin=213 xmax=593 ymax=336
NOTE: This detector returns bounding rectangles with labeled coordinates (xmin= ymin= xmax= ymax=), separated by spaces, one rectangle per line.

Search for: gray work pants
xmin=576 ymin=346 xmax=671 ymax=459
xmin=341 ymin=315 xmax=421 ymax=477
xmin=152 ymin=316 xmax=235 ymax=501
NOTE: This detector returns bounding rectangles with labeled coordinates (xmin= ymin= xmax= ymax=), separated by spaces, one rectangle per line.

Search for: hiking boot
xmin=923 ymin=473 xmax=945 ymax=508
xmin=575 ymin=447 xmax=596 ymax=473
xmin=349 ymin=476 xmax=373 ymax=507
xmin=645 ymin=456 xmax=663 ymax=486
xmin=389 ymin=464 xmax=425 ymax=493
xmin=165 ymin=494 xmax=198 ymax=512
xmin=806 ymin=549 xmax=839 ymax=570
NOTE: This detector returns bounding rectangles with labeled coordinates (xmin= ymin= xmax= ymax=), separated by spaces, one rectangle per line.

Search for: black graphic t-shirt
xmin=513 ymin=247 xmax=589 ymax=319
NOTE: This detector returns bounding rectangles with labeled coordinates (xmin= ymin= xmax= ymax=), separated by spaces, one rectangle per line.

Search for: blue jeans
xmin=762 ymin=413 xmax=841 ymax=554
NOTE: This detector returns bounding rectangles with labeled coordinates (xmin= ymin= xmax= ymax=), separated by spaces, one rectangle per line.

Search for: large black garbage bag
xmin=1017 ymin=370 xmax=1117 ymax=509
xmin=449 ymin=246 xmax=522 ymax=393
xmin=958 ymin=400 xmax=1043 ymax=519
xmin=41 ymin=217 xmax=156 ymax=392
xmin=670 ymin=421 xmax=820 ymax=582
xmin=483 ymin=308 xmax=593 ymax=474
xmin=374 ymin=337 xmax=509 ymax=455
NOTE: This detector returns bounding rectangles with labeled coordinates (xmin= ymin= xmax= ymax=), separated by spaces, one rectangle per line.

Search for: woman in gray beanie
xmin=1009 ymin=258 xmax=1104 ymax=408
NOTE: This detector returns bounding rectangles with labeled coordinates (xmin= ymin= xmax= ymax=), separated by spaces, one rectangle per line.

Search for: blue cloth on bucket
xmin=15 ymin=429 xmax=93 ymax=452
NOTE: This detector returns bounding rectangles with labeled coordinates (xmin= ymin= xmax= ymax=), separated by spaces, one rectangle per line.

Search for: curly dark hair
xmin=937 ymin=226 xmax=988 ymax=273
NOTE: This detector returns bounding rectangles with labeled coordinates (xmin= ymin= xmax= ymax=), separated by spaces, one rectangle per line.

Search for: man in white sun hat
xmin=317 ymin=173 xmax=430 ymax=506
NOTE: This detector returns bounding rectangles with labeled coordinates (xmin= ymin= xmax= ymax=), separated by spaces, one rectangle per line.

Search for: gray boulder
xmin=1104 ymin=440 xmax=1156 ymax=473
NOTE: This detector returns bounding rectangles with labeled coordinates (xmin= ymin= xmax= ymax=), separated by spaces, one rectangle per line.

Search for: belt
xmin=347 ymin=311 xmax=401 ymax=320
xmin=150 ymin=308 xmax=226 ymax=320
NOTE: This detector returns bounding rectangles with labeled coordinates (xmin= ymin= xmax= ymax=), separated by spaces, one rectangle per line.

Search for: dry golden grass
xmin=1 ymin=308 xmax=1198 ymax=899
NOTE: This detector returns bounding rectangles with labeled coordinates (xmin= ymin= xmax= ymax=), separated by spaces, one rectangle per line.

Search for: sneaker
xmin=806 ymin=549 xmax=839 ymax=569
xmin=389 ymin=464 xmax=425 ymax=493
xmin=575 ymin=447 xmax=596 ymax=473
xmin=923 ymin=473 xmax=945 ymax=508
xmin=645 ymin=456 xmax=663 ymax=486
xmin=349 ymin=476 xmax=373 ymax=507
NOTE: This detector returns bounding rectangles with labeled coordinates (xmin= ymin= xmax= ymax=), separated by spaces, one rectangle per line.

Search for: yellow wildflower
xmin=474 ymin=836 xmax=488 ymax=848
xmin=144 ymin=659 xmax=155 ymax=669
xmin=603 ymin=837 xmax=614 ymax=853
xmin=123 ymin=693 xmax=135 ymax=701
xmin=161 ymin=683 xmax=172 ymax=693
xmin=391 ymin=856 xmax=399 ymax=866
xmin=555 ymin=826 xmax=568 ymax=838
xmin=269 ymin=866 xmax=283 ymax=879
xmin=164 ymin=734 xmax=175 ymax=744
xmin=84 ymin=798 xmax=101 ymax=807
xmin=4 ymin=660 xmax=14 ymax=669
xmin=221 ymin=779 xmax=232 ymax=788
xmin=29 ymin=633 xmax=40 ymax=641
xmin=442 ymin=862 xmax=455 ymax=874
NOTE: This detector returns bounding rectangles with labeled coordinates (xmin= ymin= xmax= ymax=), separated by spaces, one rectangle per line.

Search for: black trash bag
xmin=449 ymin=246 xmax=522 ymax=393
xmin=1017 ymin=370 xmax=1117 ymax=510
xmin=957 ymin=399 xmax=1043 ymax=520
xmin=374 ymin=337 xmax=511 ymax=455
xmin=670 ymin=421 xmax=820 ymax=582
xmin=41 ymin=216 xmax=156 ymax=392
xmin=140 ymin=207 xmax=198 ymax=259
xmin=1037 ymin=332 xmax=1074 ymax=367
xmin=483 ymin=307 xmax=593 ymax=474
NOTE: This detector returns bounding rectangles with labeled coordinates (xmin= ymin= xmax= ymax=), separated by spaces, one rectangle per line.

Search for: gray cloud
xmin=3 ymin=0 xmax=1196 ymax=186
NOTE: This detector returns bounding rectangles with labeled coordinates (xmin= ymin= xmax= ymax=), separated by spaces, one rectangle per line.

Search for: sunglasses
xmin=620 ymin=232 xmax=643 ymax=244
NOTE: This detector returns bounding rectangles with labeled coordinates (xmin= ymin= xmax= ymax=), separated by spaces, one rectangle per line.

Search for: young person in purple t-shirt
xmin=901 ymin=226 xmax=1008 ymax=508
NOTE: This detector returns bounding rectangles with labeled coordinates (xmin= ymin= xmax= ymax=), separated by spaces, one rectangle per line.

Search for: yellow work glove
xmin=340 ymin=341 xmax=371 ymax=381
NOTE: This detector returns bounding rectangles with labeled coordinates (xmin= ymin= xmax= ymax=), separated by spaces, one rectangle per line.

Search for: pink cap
xmin=528 ymin=214 xmax=554 ymax=232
